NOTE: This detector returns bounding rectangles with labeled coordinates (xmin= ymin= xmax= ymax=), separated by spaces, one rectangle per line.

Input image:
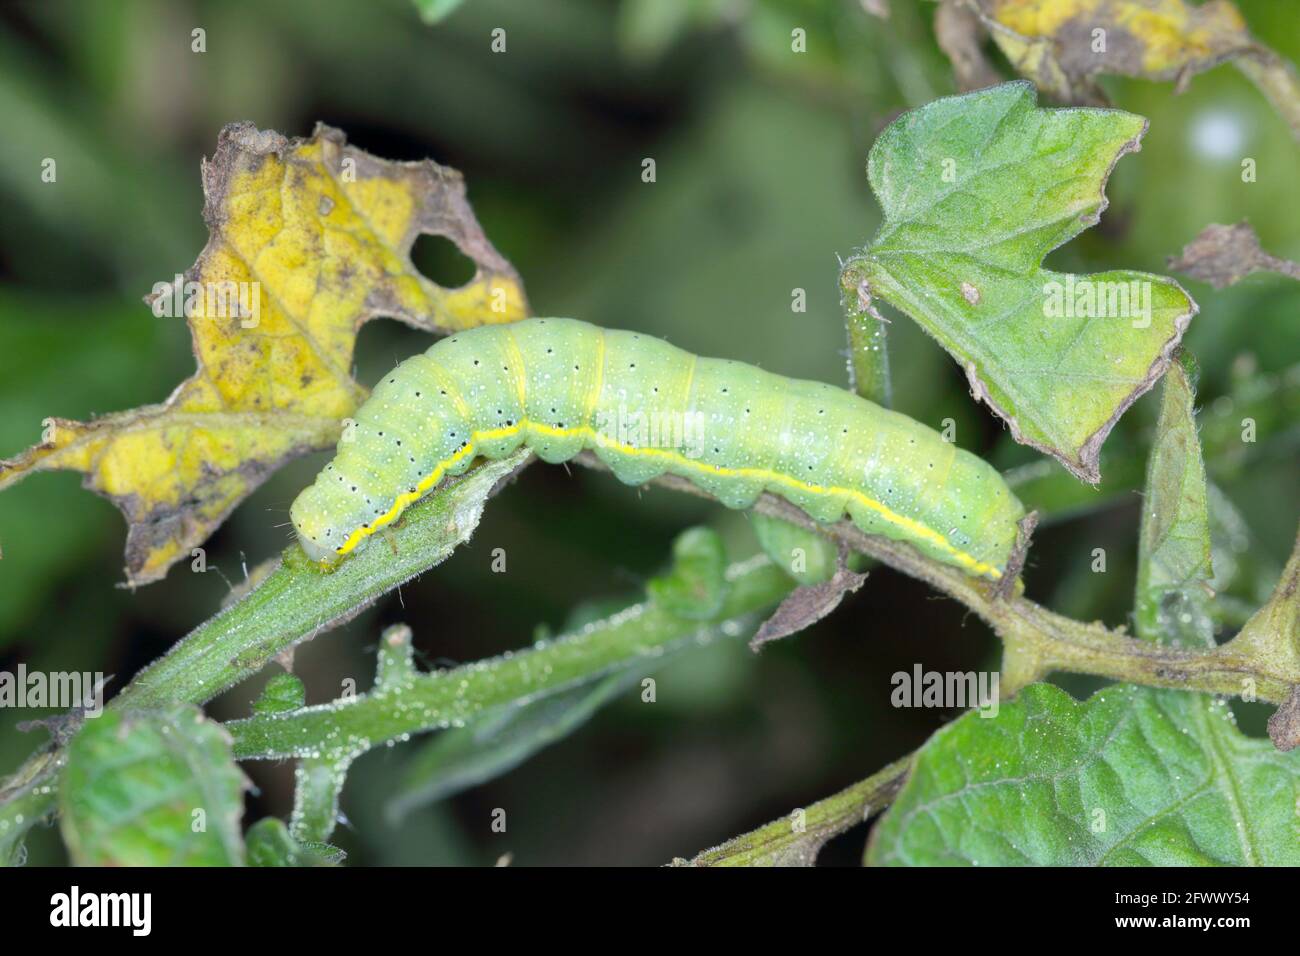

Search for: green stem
xmin=116 ymin=451 xmax=531 ymax=710
xmin=840 ymin=259 xmax=892 ymax=407
xmin=291 ymin=757 xmax=351 ymax=845
xmin=5 ymin=424 xmax=1294 ymax=862
xmin=679 ymin=755 xmax=912 ymax=866
xmin=0 ymin=748 xmax=62 ymax=866
xmin=227 ymin=556 xmax=793 ymax=760
xmin=0 ymin=452 xmax=532 ymax=861
xmin=598 ymin=461 xmax=1300 ymax=704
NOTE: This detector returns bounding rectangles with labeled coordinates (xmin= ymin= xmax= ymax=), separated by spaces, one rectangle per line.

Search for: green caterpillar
xmin=291 ymin=318 xmax=1025 ymax=579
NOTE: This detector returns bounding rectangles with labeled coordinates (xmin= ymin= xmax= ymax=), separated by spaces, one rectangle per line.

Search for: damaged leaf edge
xmin=862 ymin=95 xmax=1198 ymax=484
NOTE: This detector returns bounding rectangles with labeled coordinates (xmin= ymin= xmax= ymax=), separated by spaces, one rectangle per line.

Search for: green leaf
xmin=866 ymin=683 xmax=1300 ymax=866
xmin=1006 ymin=362 xmax=1300 ymax=523
xmin=645 ymin=526 xmax=729 ymax=618
xmin=751 ymin=512 xmax=838 ymax=586
xmin=253 ymin=673 xmax=307 ymax=714
xmin=59 ymin=706 xmax=248 ymax=866
xmin=875 ymin=350 xmax=1294 ymax=866
xmin=246 ymin=817 xmax=344 ymax=867
xmin=1219 ymin=530 xmax=1300 ymax=750
xmin=1227 ymin=534 xmax=1300 ymax=685
xmin=853 ymin=81 xmax=1196 ymax=482
xmin=245 ymin=817 xmax=297 ymax=866
xmin=1135 ymin=356 xmax=1214 ymax=649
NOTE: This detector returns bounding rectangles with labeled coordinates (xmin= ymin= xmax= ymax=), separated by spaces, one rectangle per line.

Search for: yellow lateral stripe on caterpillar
xmin=292 ymin=318 xmax=1026 ymax=581
xmin=332 ymin=418 xmax=1003 ymax=579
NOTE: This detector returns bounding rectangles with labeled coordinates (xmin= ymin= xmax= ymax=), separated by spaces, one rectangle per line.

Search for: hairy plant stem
xmin=226 ymin=556 xmax=791 ymax=760
xmin=840 ymin=259 xmax=892 ymax=407
xmin=574 ymin=454 xmax=1300 ymax=704
xmin=0 ymin=452 xmax=535 ymax=859
xmin=678 ymin=755 xmax=913 ymax=866
xmin=4 ymin=445 xmax=1293 ymax=863
xmin=115 ymin=451 xmax=533 ymax=710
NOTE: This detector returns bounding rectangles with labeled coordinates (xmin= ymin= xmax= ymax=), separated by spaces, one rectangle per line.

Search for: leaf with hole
xmin=0 ymin=123 xmax=527 ymax=584
xmin=852 ymin=82 xmax=1196 ymax=483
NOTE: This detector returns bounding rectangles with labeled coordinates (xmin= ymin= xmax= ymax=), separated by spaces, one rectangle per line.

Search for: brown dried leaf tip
xmin=1168 ymin=221 xmax=1300 ymax=289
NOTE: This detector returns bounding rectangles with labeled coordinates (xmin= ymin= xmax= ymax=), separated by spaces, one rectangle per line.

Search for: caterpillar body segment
xmin=290 ymin=318 xmax=1025 ymax=579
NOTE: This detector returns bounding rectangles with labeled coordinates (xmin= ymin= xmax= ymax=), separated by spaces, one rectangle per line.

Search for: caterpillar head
xmin=290 ymin=485 xmax=345 ymax=568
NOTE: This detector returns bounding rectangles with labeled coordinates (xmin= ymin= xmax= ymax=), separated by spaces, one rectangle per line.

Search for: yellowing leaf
xmin=954 ymin=0 xmax=1300 ymax=138
xmin=0 ymin=122 xmax=528 ymax=585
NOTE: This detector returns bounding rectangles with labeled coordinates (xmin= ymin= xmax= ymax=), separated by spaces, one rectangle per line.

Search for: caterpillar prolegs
xmin=290 ymin=318 xmax=1026 ymax=579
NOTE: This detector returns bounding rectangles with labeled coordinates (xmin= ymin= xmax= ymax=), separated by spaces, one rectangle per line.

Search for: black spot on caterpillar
xmin=291 ymin=318 xmax=1026 ymax=579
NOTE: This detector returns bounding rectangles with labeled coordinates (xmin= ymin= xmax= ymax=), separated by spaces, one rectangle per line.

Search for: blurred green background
xmin=0 ymin=0 xmax=1296 ymax=865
